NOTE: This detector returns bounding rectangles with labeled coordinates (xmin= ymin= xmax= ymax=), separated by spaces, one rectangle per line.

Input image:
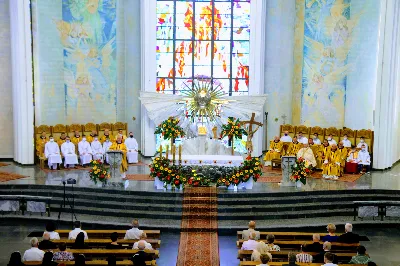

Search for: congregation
xmin=263 ymin=131 xmax=371 ymax=180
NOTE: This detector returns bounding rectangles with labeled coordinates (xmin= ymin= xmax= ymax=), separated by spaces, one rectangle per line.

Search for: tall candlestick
xmin=166 ymin=145 xmax=169 ymax=159
xmin=159 ymin=145 xmax=163 ymax=158
xmin=178 ymin=145 xmax=182 ymax=162
xmin=172 ymin=145 xmax=176 ymax=163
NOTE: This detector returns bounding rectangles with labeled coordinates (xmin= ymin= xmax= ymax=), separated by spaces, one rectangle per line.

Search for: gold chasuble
xmin=99 ymin=134 xmax=112 ymax=144
xmin=36 ymin=137 xmax=47 ymax=157
xmin=87 ymin=134 xmax=96 ymax=143
xmin=57 ymin=138 xmax=67 ymax=147
xmin=338 ymin=147 xmax=348 ymax=175
xmin=263 ymin=141 xmax=283 ymax=161
xmin=108 ymin=142 xmax=128 ymax=173
xmin=316 ymin=144 xmax=331 ymax=169
xmin=286 ymin=142 xmax=302 ymax=156
xmin=322 ymin=149 xmax=342 ymax=177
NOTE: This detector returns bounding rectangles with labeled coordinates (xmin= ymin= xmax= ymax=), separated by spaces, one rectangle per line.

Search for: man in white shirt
xmin=357 ymin=144 xmax=371 ymax=174
xmin=242 ymin=221 xmax=260 ymax=240
xmin=78 ymin=136 xmax=93 ymax=166
xmin=23 ymin=237 xmax=45 ymax=261
xmin=297 ymin=132 xmax=308 ymax=145
xmin=68 ymin=221 xmax=88 ymax=240
xmin=327 ymin=134 xmax=337 ymax=146
xmin=322 ymin=252 xmax=338 ymax=266
xmin=103 ymin=137 xmax=113 ymax=164
xmin=312 ymin=132 xmax=321 ymax=145
xmin=44 ymin=136 xmax=62 ymax=170
xmin=132 ymin=232 xmax=153 ymax=250
xmin=241 ymin=232 xmax=258 ymax=250
xmin=61 ymin=136 xmax=78 ymax=168
xmin=91 ymin=136 xmax=104 ymax=162
xmin=280 ymin=131 xmax=292 ymax=143
xmin=357 ymin=137 xmax=369 ymax=151
xmin=124 ymin=132 xmax=139 ymax=163
xmin=341 ymin=134 xmax=352 ymax=147
xmin=124 ymin=219 xmax=143 ymax=239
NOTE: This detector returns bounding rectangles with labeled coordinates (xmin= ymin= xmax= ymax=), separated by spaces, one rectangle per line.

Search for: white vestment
xmin=124 ymin=137 xmax=139 ymax=163
xmin=61 ymin=142 xmax=78 ymax=167
xmin=280 ymin=135 xmax=292 ymax=142
xmin=328 ymin=139 xmax=337 ymax=146
xmin=297 ymin=147 xmax=317 ymax=167
xmin=298 ymin=136 xmax=308 ymax=144
xmin=91 ymin=140 xmax=104 ymax=161
xmin=357 ymin=142 xmax=369 ymax=151
xmin=313 ymin=138 xmax=321 ymax=145
xmin=342 ymin=139 xmax=352 ymax=147
xmin=358 ymin=150 xmax=371 ymax=165
xmin=103 ymin=141 xmax=113 ymax=163
xmin=347 ymin=150 xmax=358 ymax=163
xmin=44 ymin=141 xmax=62 ymax=168
xmin=78 ymin=140 xmax=93 ymax=165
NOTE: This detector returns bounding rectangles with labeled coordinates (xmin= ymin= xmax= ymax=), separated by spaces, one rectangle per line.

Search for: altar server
xmin=327 ymin=134 xmax=337 ymax=146
xmin=357 ymin=144 xmax=371 ymax=174
xmin=312 ymin=133 xmax=321 ymax=145
xmin=263 ymin=136 xmax=283 ymax=166
xmin=78 ymin=136 xmax=92 ymax=166
xmin=297 ymin=132 xmax=308 ymax=145
xmin=103 ymin=137 xmax=113 ymax=164
xmin=44 ymin=136 xmax=62 ymax=170
xmin=341 ymin=134 xmax=352 ymax=147
xmin=61 ymin=136 xmax=78 ymax=168
xmin=347 ymin=146 xmax=359 ymax=163
xmin=357 ymin=137 xmax=369 ymax=151
xmin=125 ymin=132 xmax=139 ymax=164
xmin=280 ymin=131 xmax=292 ymax=142
xmin=297 ymin=143 xmax=316 ymax=167
xmin=91 ymin=136 xmax=104 ymax=162
xmin=109 ymin=135 xmax=128 ymax=178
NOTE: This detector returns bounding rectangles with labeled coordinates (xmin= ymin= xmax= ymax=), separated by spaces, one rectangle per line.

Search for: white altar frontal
xmin=172 ymin=155 xmax=243 ymax=167
xmin=181 ymin=135 xmax=236 ymax=156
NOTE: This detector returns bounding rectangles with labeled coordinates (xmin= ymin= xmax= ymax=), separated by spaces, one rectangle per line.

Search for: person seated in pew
xmin=131 ymin=241 xmax=153 ymax=266
xmin=323 ymin=252 xmax=338 ymax=266
xmin=41 ymin=251 xmax=58 ymax=266
xmin=91 ymin=136 xmax=104 ymax=162
xmin=52 ymin=242 xmax=74 ymax=261
xmin=74 ymin=254 xmax=86 ymax=266
xmin=106 ymin=232 xmax=123 ymax=249
xmin=124 ymin=219 xmax=143 ymax=240
xmin=107 ymin=255 xmax=117 ymax=266
xmin=133 ymin=232 xmax=153 ymax=250
xmin=257 ymin=253 xmax=272 ymax=266
xmin=7 ymin=251 xmax=25 ymax=266
xmin=78 ymin=136 xmax=93 ymax=167
xmin=125 ymin=132 xmax=139 ymax=164
xmin=313 ymin=242 xmax=338 ymax=264
xmin=282 ymin=252 xmax=300 ymax=266
xmin=72 ymin=232 xmax=90 ymax=249
xmin=38 ymin=233 xmax=57 ymax=250
xmin=61 ymin=136 xmax=79 ymax=169
xmin=45 ymin=136 xmax=62 ymax=170
xmin=241 ymin=232 xmax=259 ymax=251
xmin=349 ymin=245 xmax=373 ymax=264
xmin=57 ymin=132 xmax=67 ymax=147
xmin=68 ymin=221 xmax=88 ymax=240
xmin=357 ymin=144 xmax=371 ymax=174
xmin=327 ymin=134 xmax=337 ymax=146
xmin=43 ymin=221 xmax=60 ymax=240
xmin=357 ymin=137 xmax=369 ymax=151
xmin=312 ymin=132 xmax=322 ymax=145
xmin=242 ymin=221 xmax=260 ymax=240
xmin=250 ymin=241 xmax=270 ymax=261
xmin=338 ymin=223 xmax=360 ymax=243
xmin=265 ymin=234 xmax=280 ymax=251
xmin=305 ymin=233 xmax=323 ymax=253
xmin=263 ymin=136 xmax=283 ymax=166
xmin=23 ymin=237 xmax=45 ymax=262
xmin=322 ymin=223 xmax=339 ymax=242
xmin=296 ymin=243 xmax=313 ymax=263
xmin=281 ymin=131 xmax=292 ymax=142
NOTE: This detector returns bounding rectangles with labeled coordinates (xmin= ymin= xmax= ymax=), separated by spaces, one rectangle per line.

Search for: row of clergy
xmin=41 ymin=132 xmax=139 ymax=171
xmin=264 ymin=136 xmax=371 ymax=179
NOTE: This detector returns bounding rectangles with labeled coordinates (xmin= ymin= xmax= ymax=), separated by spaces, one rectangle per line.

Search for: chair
xmin=51 ymin=124 xmax=68 ymax=141
xmin=68 ymin=124 xmax=83 ymax=136
xmin=98 ymin=122 xmax=112 ymax=139
xmin=295 ymin=125 xmax=310 ymax=138
xmin=340 ymin=128 xmax=356 ymax=146
xmin=83 ymin=122 xmax=98 ymax=137
xmin=35 ymin=125 xmax=51 ymax=169
xmin=324 ymin=127 xmax=340 ymax=144
xmin=355 ymin=129 xmax=374 ymax=154
xmin=112 ymin=122 xmax=128 ymax=140
xmin=309 ymin=126 xmax=324 ymax=143
xmin=280 ymin=124 xmax=295 ymax=138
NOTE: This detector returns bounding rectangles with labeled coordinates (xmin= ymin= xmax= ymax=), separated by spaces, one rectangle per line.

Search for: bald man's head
xmin=248 ymin=221 xmax=256 ymax=229
xmin=138 ymin=240 xmax=146 ymax=250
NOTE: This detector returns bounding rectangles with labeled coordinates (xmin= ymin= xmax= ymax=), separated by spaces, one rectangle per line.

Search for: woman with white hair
xmin=338 ymin=223 xmax=360 ymax=243
xmin=250 ymin=241 xmax=272 ymax=262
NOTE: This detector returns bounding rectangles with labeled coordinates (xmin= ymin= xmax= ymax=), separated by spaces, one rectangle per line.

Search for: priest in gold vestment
xmin=337 ymin=142 xmax=348 ymax=176
xmin=108 ymin=136 xmax=128 ymax=178
xmin=263 ymin=136 xmax=283 ymax=166
xmin=286 ymin=136 xmax=302 ymax=156
xmin=316 ymin=139 xmax=331 ymax=169
xmin=322 ymin=144 xmax=341 ymax=179
xmin=36 ymin=132 xmax=48 ymax=157
xmin=57 ymin=132 xmax=67 ymax=147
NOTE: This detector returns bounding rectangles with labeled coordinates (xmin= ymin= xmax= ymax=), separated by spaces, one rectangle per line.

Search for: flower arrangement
xmin=149 ymin=157 xmax=171 ymax=181
xmin=290 ymin=157 xmax=313 ymax=185
xmin=89 ymin=159 xmax=110 ymax=184
xmin=188 ymin=170 xmax=211 ymax=187
xmin=220 ymin=117 xmax=247 ymax=139
xmin=240 ymin=156 xmax=262 ymax=182
xmin=216 ymin=172 xmax=240 ymax=187
xmin=154 ymin=117 xmax=185 ymax=140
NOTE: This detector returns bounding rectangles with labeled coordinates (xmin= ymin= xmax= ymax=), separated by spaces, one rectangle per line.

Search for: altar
xmin=171 ymin=155 xmax=244 ymax=167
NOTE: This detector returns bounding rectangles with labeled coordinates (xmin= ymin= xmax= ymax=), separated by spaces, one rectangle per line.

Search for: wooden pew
xmin=240 ymin=263 xmax=364 ymax=266
xmin=236 ymin=240 xmax=359 ymax=252
xmin=237 ymin=231 xmax=368 ymax=241
xmin=237 ymin=250 xmax=357 ymax=263
xmin=53 ymin=239 xmax=161 ymax=249
xmin=25 ymin=260 xmax=156 ymax=266
xmin=41 ymin=249 xmax=159 ymax=260
xmin=55 ymin=230 xmax=161 ymax=239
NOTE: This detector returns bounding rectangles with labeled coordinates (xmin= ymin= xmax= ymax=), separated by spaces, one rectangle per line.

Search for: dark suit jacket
xmin=306 ymin=241 xmax=323 ymax=253
xmin=38 ymin=240 xmax=57 ymax=250
xmin=338 ymin=232 xmax=360 ymax=243
xmin=131 ymin=251 xmax=152 ymax=266
xmin=313 ymin=251 xmax=338 ymax=263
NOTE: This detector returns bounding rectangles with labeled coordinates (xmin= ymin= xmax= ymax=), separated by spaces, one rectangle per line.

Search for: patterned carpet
xmin=0 ymin=171 xmax=27 ymax=182
xmin=176 ymin=187 xmax=219 ymax=266
xmin=126 ymin=174 xmax=153 ymax=181
xmin=0 ymin=163 xmax=10 ymax=167
xmin=41 ymin=165 xmax=92 ymax=173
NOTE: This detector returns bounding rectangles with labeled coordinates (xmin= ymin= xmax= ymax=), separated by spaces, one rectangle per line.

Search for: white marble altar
xmin=172 ymin=155 xmax=244 ymax=167
xmin=181 ymin=136 xmax=235 ymax=156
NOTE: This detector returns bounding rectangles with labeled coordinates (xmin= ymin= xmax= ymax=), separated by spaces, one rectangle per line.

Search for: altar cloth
xmin=171 ymin=155 xmax=244 ymax=167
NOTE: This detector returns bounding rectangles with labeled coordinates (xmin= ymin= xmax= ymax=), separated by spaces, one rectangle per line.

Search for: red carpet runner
xmin=176 ymin=186 xmax=219 ymax=266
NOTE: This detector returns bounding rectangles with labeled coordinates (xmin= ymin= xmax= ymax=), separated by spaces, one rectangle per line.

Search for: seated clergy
xmin=312 ymin=132 xmax=321 ymax=145
xmin=341 ymin=134 xmax=352 ymax=147
xmin=125 ymin=132 xmax=139 ymax=163
xmin=115 ymin=129 xmax=127 ymax=142
xmin=78 ymin=136 xmax=93 ymax=166
xmin=347 ymin=145 xmax=359 ymax=163
xmin=100 ymin=128 xmax=111 ymax=144
xmin=44 ymin=136 xmax=62 ymax=170
xmin=263 ymin=136 xmax=283 ymax=166
xmin=337 ymin=142 xmax=348 ymax=176
xmin=316 ymin=139 xmax=331 ymax=169
xmin=36 ymin=131 xmax=48 ymax=157
xmin=322 ymin=144 xmax=341 ymax=180
xmin=297 ymin=132 xmax=308 ymax=145
xmin=61 ymin=136 xmax=78 ymax=168
xmin=327 ymin=134 xmax=337 ymax=146
xmin=87 ymin=130 xmax=98 ymax=143
xmin=286 ymin=136 xmax=302 ymax=156
xmin=57 ymin=132 xmax=67 ymax=147
xmin=103 ymin=136 xmax=113 ymax=164
xmin=297 ymin=143 xmax=316 ymax=168
xmin=357 ymin=137 xmax=369 ymax=151
xmin=91 ymin=136 xmax=104 ymax=162
xmin=357 ymin=144 xmax=371 ymax=174
xmin=109 ymin=135 xmax=128 ymax=178
xmin=308 ymin=138 xmax=321 ymax=159
xmin=71 ymin=131 xmax=81 ymax=148
xmin=280 ymin=131 xmax=292 ymax=142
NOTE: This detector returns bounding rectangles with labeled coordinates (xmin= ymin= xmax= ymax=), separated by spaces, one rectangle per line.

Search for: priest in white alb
xmin=280 ymin=131 xmax=292 ymax=143
xmin=44 ymin=136 xmax=62 ymax=170
xmin=91 ymin=136 xmax=104 ymax=162
xmin=78 ymin=136 xmax=93 ymax=166
xmin=61 ymin=136 xmax=78 ymax=168
xmin=124 ymin=132 xmax=139 ymax=163
xmin=297 ymin=142 xmax=317 ymax=168
xmin=102 ymin=136 xmax=113 ymax=164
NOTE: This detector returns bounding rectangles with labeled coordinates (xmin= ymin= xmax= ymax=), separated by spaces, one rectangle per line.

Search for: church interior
xmin=1 ymin=0 xmax=400 ymax=265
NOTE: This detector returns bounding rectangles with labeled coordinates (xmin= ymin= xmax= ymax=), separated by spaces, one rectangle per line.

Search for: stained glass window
xmin=156 ymin=0 xmax=251 ymax=95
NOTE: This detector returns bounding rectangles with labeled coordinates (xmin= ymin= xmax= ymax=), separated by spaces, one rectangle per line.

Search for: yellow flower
xmin=245 ymin=170 xmax=248 ymax=173
xmin=160 ymin=166 xmax=164 ymax=170
xmin=236 ymin=173 xmax=239 ymax=177
xmin=222 ymin=179 xmax=226 ymax=182
xmin=182 ymin=178 xmax=187 ymax=182
xmin=155 ymin=164 xmax=158 ymax=167
xmin=156 ymin=158 xmax=160 ymax=161
xmin=250 ymin=170 xmax=253 ymax=173
xmin=240 ymin=172 xmax=243 ymax=175
xmin=255 ymin=162 xmax=259 ymax=165
xmin=168 ymin=170 xmax=172 ymax=173
xmin=93 ymin=166 xmax=97 ymax=170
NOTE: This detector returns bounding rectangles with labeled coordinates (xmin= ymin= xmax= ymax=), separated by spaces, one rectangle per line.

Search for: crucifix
xmin=240 ymin=113 xmax=263 ymax=156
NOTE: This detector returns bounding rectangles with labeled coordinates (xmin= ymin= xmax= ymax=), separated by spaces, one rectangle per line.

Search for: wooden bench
xmin=53 ymin=239 xmax=161 ymax=249
xmin=43 ymin=249 xmax=159 ymax=260
xmin=236 ymin=240 xmax=359 ymax=252
xmin=56 ymin=230 xmax=161 ymax=240
xmin=25 ymin=260 xmax=156 ymax=266
xmin=240 ymin=263 xmax=364 ymax=266
xmin=237 ymin=231 xmax=369 ymax=241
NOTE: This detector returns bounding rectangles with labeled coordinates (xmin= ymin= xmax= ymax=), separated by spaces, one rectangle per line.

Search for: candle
xmin=166 ymin=145 xmax=169 ymax=159
xmin=159 ymin=145 xmax=163 ymax=158
xmin=172 ymin=145 xmax=176 ymax=162
xmin=179 ymin=145 xmax=182 ymax=162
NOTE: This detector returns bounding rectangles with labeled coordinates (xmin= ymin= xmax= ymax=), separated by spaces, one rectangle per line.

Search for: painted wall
xmin=0 ymin=0 xmax=13 ymax=158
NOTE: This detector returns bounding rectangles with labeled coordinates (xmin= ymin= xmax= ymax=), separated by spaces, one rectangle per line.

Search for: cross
xmin=239 ymin=113 xmax=263 ymax=156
